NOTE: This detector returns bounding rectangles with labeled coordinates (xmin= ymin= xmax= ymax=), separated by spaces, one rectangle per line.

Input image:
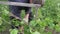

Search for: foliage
xmin=0 ymin=0 xmax=60 ymax=34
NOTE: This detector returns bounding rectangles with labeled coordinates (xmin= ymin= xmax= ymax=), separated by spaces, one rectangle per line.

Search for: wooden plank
xmin=0 ymin=1 xmax=41 ymax=7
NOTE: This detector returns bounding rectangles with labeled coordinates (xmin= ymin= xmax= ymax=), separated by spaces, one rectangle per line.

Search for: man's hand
xmin=23 ymin=14 xmax=29 ymax=24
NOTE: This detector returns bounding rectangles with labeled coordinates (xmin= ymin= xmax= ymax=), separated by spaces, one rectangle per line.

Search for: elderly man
xmin=9 ymin=0 xmax=44 ymax=29
xmin=8 ymin=0 xmax=44 ymax=34
xmin=8 ymin=0 xmax=33 ymax=29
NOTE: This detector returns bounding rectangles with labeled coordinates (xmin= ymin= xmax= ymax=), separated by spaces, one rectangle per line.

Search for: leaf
xmin=32 ymin=31 xmax=40 ymax=34
xmin=30 ymin=20 xmax=37 ymax=27
xmin=0 ymin=17 xmax=2 ymax=25
xmin=10 ymin=29 xmax=18 ymax=34
xmin=55 ymin=24 xmax=60 ymax=32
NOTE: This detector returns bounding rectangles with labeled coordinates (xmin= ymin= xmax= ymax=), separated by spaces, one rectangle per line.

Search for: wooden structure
xmin=0 ymin=1 xmax=41 ymax=34
xmin=0 ymin=1 xmax=41 ymax=22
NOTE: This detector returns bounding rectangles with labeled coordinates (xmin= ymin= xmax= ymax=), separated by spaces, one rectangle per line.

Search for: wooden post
xmin=35 ymin=7 xmax=39 ymax=20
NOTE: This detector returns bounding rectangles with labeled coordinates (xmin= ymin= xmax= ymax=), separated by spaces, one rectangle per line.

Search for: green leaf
xmin=10 ymin=29 xmax=18 ymax=34
xmin=32 ymin=31 xmax=40 ymax=34
xmin=0 ymin=17 xmax=2 ymax=25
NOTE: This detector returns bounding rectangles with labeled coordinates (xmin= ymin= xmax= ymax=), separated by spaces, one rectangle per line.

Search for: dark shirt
xmin=8 ymin=0 xmax=31 ymax=18
xmin=8 ymin=0 xmax=29 ymax=3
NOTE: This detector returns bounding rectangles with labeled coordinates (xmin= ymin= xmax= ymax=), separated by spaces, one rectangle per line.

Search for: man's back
xmin=8 ymin=0 xmax=29 ymax=3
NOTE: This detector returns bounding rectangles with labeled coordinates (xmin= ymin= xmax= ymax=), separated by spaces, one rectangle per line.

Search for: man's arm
xmin=23 ymin=0 xmax=33 ymax=24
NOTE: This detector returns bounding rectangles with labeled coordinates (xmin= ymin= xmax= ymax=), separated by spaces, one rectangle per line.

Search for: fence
xmin=0 ymin=1 xmax=41 ymax=22
xmin=0 ymin=1 xmax=41 ymax=34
